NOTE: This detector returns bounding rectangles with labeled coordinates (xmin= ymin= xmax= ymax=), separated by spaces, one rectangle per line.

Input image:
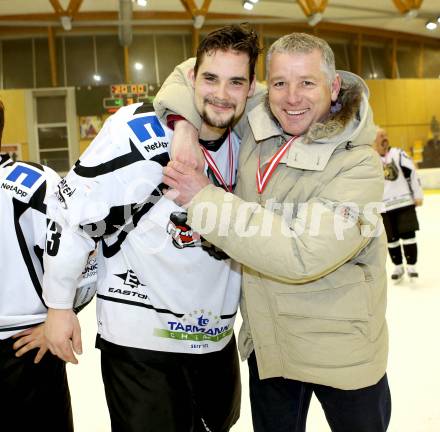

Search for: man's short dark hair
xmin=0 ymin=100 xmax=4 ymax=147
xmin=194 ymin=23 xmax=261 ymax=82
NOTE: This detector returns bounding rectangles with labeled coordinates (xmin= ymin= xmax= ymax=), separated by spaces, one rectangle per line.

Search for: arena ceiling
xmin=0 ymin=0 xmax=439 ymax=42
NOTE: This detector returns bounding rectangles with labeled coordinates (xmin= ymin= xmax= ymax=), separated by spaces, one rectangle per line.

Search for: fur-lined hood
xmin=306 ymin=70 xmax=366 ymax=143
xmin=249 ymin=70 xmax=376 ymax=148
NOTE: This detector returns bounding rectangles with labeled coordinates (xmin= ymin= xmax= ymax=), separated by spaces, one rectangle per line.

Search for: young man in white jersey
xmin=374 ymin=128 xmax=423 ymax=281
xmin=0 ymin=100 xmax=96 ymax=431
xmin=43 ymin=25 xmax=261 ymax=432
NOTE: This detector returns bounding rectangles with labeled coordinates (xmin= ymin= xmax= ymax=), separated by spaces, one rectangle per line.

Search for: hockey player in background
xmin=0 ymin=100 xmax=96 ymax=431
xmin=374 ymin=128 xmax=423 ymax=282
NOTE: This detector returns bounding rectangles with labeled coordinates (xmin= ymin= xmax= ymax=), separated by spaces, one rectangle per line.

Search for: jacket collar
xmin=248 ymin=71 xmax=375 ymax=171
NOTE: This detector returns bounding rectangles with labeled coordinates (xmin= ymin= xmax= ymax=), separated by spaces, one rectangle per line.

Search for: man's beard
xmin=201 ymin=97 xmax=236 ymax=129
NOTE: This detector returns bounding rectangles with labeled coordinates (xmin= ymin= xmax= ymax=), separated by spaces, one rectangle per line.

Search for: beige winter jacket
xmin=154 ymin=60 xmax=388 ymax=390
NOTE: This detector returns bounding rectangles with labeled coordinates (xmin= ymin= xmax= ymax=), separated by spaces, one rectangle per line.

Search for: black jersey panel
xmin=73 ymin=139 xmax=144 ymax=178
xmin=12 ymin=198 xmax=46 ymax=308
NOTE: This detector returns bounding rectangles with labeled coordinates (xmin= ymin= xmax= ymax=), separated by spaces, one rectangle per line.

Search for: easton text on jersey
xmin=108 ymin=287 xmax=149 ymax=300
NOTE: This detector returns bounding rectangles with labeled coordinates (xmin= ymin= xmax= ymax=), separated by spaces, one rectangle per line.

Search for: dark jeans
xmin=248 ymin=352 xmax=391 ymax=432
xmin=100 ymin=336 xmax=241 ymax=432
xmin=0 ymin=335 xmax=73 ymax=432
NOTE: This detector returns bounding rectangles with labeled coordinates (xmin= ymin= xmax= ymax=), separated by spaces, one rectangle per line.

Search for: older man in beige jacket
xmin=156 ymin=32 xmax=390 ymax=432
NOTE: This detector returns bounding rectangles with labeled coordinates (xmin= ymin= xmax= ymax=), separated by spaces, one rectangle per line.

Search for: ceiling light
xmin=93 ymin=74 xmax=102 ymax=82
xmin=426 ymin=21 xmax=437 ymax=30
xmin=308 ymin=12 xmax=323 ymax=27
xmin=193 ymin=14 xmax=205 ymax=29
xmin=134 ymin=62 xmax=143 ymax=71
xmin=60 ymin=15 xmax=72 ymax=31
xmin=136 ymin=0 xmax=147 ymax=6
xmin=249 ymin=0 xmax=259 ymax=3
xmin=243 ymin=1 xmax=254 ymax=10
xmin=404 ymin=9 xmax=418 ymax=19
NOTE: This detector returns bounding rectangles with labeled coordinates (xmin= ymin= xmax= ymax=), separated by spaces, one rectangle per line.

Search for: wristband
xmin=167 ymin=114 xmax=186 ymax=130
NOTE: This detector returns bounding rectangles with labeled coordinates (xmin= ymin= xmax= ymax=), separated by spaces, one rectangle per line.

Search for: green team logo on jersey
xmin=154 ymin=309 xmax=232 ymax=341
xmin=153 ymin=327 xmax=233 ymax=342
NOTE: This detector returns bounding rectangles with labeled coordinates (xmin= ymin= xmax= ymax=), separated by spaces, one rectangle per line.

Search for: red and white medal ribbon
xmin=256 ymin=135 xmax=299 ymax=194
xmin=200 ymin=129 xmax=234 ymax=193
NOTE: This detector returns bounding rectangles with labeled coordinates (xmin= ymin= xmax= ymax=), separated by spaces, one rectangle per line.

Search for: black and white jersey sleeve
xmin=43 ymin=103 xmax=173 ymax=309
xmin=398 ymin=149 xmax=423 ymax=201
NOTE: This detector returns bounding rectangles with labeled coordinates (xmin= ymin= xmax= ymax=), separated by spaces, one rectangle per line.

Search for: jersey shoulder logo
xmin=1 ymin=163 xmax=45 ymax=202
xmin=127 ymin=114 xmax=169 ymax=159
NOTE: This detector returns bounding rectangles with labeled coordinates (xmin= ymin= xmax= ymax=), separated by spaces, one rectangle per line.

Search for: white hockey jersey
xmin=381 ymin=147 xmax=423 ymax=212
xmin=0 ymin=154 xmax=96 ymax=340
xmin=43 ymin=103 xmax=241 ymax=355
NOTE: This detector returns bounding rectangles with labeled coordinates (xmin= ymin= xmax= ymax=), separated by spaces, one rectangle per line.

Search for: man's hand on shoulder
xmin=45 ymin=308 xmax=82 ymax=364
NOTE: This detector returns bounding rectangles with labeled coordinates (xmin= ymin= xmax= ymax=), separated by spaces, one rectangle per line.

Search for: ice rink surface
xmin=69 ymin=193 xmax=440 ymax=432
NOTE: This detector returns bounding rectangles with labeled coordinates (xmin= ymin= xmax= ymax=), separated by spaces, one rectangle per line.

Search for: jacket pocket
xmin=274 ymin=282 xmax=374 ymax=368
xmin=275 ymin=281 xmax=369 ymax=322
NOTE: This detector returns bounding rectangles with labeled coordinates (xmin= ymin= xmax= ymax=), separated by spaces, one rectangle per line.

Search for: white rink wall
xmin=418 ymin=168 xmax=440 ymax=190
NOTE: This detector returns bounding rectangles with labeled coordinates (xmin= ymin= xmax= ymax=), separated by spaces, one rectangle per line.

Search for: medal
xmin=256 ymin=135 xmax=299 ymax=194
xmin=200 ymin=129 xmax=234 ymax=192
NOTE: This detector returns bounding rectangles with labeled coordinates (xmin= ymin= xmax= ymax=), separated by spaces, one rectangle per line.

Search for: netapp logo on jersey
xmin=1 ymin=182 xmax=28 ymax=197
xmin=144 ymin=141 xmax=168 ymax=152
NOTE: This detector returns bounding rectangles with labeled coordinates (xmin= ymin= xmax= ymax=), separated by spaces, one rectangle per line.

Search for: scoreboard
xmin=103 ymin=83 xmax=151 ymax=112
xmin=110 ymin=84 xmax=147 ymax=95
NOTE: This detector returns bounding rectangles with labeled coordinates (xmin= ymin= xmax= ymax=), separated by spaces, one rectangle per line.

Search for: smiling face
xmin=268 ymin=49 xmax=341 ymax=136
xmin=190 ymin=49 xmax=255 ymax=138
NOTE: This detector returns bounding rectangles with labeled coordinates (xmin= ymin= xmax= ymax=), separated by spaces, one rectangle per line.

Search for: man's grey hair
xmin=266 ymin=33 xmax=336 ymax=85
